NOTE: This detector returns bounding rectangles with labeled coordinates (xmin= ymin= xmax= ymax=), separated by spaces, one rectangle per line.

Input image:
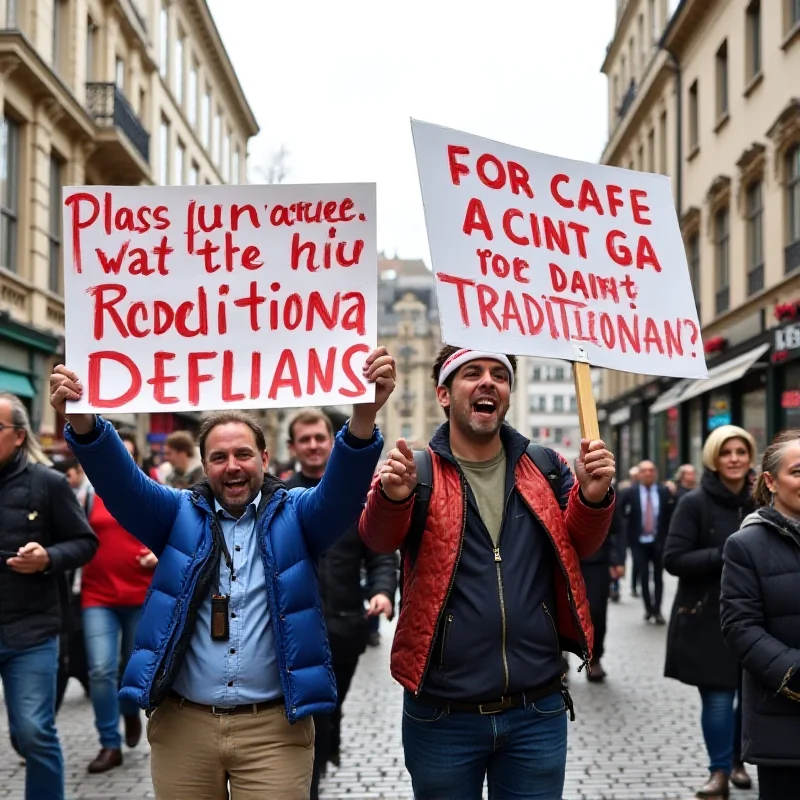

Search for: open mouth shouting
xmin=472 ymin=397 xmax=498 ymax=420
xmin=224 ymin=476 xmax=249 ymax=498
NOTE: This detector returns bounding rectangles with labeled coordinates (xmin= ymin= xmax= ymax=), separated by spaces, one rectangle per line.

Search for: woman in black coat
xmin=721 ymin=430 xmax=800 ymax=800
xmin=663 ymin=425 xmax=756 ymax=798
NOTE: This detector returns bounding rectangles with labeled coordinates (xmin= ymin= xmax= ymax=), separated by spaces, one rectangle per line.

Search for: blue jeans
xmin=402 ymin=690 xmax=568 ymax=799
xmin=0 ymin=636 xmax=64 ymax=800
xmin=84 ymin=605 xmax=142 ymax=749
xmin=698 ymin=689 xmax=735 ymax=774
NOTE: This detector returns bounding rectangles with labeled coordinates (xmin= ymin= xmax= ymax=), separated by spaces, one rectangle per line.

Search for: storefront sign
xmin=62 ymin=184 xmax=377 ymax=412
xmin=775 ymin=322 xmax=800 ymax=354
xmin=411 ymin=120 xmax=708 ymax=380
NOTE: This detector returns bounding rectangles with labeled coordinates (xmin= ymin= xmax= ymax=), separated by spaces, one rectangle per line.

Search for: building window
xmin=620 ymin=55 xmax=626 ymax=88
xmin=1 ymin=116 xmax=20 ymax=272
xmin=159 ymin=3 xmax=169 ymax=79
xmin=175 ymin=140 xmax=185 ymax=185
xmin=531 ymin=427 xmax=541 ymax=440
xmin=159 ymin=117 xmax=169 ymax=185
xmin=688 ymin=80 xmax=699 ymax=151
xmin=52 ymin=0 xmax=66 ymax=73
xmin=188 ymin=59 xmax=198 ymax=127
xmin=628 ymin=37 xmax=635 ymax=81
xmin=554 ymin=367 xmax=565 ymax=381
xmin=175 ymin=34 xmax=184 ymax=106
xmin=638 ymin=144 xmax=644 ymax=171
xmin=638 ymin=14 xmax=645 ymax=70
xmin=659 ymin=111 xmax=668 ymax=173
xmin=232 ymin=145 xmax=240 ymax=183
xmin=6 ymin=0 xmax=16 ymax=26
xmin=793 ymin=0 xmax=800 ymax=28
xmin=115 ymin=57 xmax=125 ymax=91
xmin=223 ymin=129 xmax=230 ymax=182
xmin=86 ymin=18 xmax=97 ymax=81
xmin=49 ymin=154 xmax=63 ymax=294
xmin=530 ymin=395 xmax=545 ymax=412
xmin=715 ymin=41 xmax=728 ymax=120
xmin=554 ymin=427 xmax=564 ymax=443
xmin=649 ymin=0 xmax=658 ymax=45
xmin=532 ymin=367 xmax=541 ymax=381
xmin=554 ymin=396 xmax=564 ymax=412
xmin=189 ymin=161 xmax=199 ymax=185
xmin=647 ymin=128 xmax=655 ymax=172
xmin=686 ymin=232 xmax=700 ymax=311
xmin=714 ymin=206 xmax=730 ymax=314
xmin=747 ymin=1 xmax=761 ymax=79
xmin=202 ymin=88 xmax=211 ymax=148
xmin=789 ymin=145 xmax=800 ymax=245
xmin=213 ymin=109 xmax=222 ymax=165
xmin=746 ymin=180 xmax=764 ymax=294
xmin=570 ymin=396 xmax=578 ymax=412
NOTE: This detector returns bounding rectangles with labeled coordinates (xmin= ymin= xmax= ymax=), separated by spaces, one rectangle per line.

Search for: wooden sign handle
xmin=572 ymin=361 xmax=600 ymax=442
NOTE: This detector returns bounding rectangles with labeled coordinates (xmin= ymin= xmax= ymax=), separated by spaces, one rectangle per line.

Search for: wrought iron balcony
xmin=86 ymin=83 xmax=149 ymax=164
xmin=617 ymin=79 xmax=636 ymax=121
xmin=786 ymin=239 xmax=800 ymax=275
xmin=747 ymin=263 xmax=764 ymax=295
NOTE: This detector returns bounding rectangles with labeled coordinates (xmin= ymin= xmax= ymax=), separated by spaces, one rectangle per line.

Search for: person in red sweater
xmin=81 ymin=436 xmax=156 ymax=774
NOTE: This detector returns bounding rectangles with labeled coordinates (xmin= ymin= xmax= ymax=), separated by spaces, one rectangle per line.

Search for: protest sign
xmin=411 ymin=120 xmax=708 ymax=439
xmin=63 ymin=184 xmax=377 ymax=412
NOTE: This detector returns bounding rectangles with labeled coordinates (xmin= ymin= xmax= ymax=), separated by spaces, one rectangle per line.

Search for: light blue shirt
xmin=638 ymin=483 xmax=660 ymax=544
xmin=172 ymin=492 xmax=283 ymax=706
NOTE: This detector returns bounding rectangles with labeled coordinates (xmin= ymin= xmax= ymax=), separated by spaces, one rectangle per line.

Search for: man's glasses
xmin=0 ymin=424 xmax=21 ymax=433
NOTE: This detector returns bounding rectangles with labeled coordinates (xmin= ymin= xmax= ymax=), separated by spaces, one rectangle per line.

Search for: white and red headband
xmin=437 ymin=349 xmax=515 ymax=390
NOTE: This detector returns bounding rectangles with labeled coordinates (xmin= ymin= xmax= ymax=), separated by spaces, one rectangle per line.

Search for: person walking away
xmin=52 ymin=458 xmax=91 ymax=710
xmin=284 ymin=409 xmax=397 ymax=797
xmin=620 ymin=461 xmax=675 ymax=624
xmin=359 ymin=346 xmax=616 ymax=800
xmin=0 ymin=393 xmax=97 ymax=800
xmin=163 ymin=430 xmax=204 ymax=489
xmin=721 ymin=431 xmax=800 ymax=800
xmin=581 ymin=501 xmax=625 ymax=681
xmin=81 ymin=472 xmax=157 ymax=773
xmin=49 ymin=348 xmax=395 ymax=800
xmin=663 ymin=426 xmax=755 ymax=798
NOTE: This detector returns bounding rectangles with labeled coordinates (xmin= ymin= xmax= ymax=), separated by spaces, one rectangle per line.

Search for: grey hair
xmin=0 ymin=393 xmax=52 ymax=467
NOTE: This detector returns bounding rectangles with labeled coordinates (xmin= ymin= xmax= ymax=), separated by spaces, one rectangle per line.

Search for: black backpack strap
xmin=526 ymin=444 xmax=566 ymax=510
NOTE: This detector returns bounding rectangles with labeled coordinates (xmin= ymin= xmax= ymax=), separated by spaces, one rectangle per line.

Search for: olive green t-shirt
xmin=455 ymin=447 xmax=507 ymax=547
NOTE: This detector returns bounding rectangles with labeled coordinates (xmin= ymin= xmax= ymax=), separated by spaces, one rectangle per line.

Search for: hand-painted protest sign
xmin=63 ymin=184 xmax=377 ymax=412
xmin=411 ymin=120 xmax=708 ymax=381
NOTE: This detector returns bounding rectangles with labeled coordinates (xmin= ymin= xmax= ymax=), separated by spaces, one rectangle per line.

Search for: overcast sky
xmin=208 ymin=1 xmax=617 ymax=263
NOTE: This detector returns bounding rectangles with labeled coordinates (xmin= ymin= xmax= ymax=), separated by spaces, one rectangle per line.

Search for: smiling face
xmin=716 ymin=437 xmax=751 ymax=486
xmin=289 ymin=420 xmax=333 ymax=478
xmin=437 ymin=358 xmax=511 ymax=442
xmin=203 ymin=422 xmax=267 ymax=516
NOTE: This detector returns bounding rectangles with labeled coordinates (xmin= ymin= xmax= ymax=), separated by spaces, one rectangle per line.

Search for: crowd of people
xmin=0 ymin=343 xmax=798 ymax=800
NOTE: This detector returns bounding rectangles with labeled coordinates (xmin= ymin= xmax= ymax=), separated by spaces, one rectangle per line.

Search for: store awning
xmin=649 ymin=342 xmax=770 ymax=415
xmin=0 ymin=369 xmax=35 ymax=398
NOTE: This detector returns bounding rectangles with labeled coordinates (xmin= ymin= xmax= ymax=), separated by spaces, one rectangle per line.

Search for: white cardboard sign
xmin=63 ymin=184 xmax=377 ymax=412
xmin=412 ymin=120 xmax=708 ymax=379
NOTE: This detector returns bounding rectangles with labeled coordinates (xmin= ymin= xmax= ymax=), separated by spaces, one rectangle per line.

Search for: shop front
xmin=773 ymin=321 xmax=800 ymax=432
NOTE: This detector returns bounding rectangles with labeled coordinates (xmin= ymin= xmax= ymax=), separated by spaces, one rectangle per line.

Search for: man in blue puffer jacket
xmin=49 ymin=348 xmax=396 ymax=800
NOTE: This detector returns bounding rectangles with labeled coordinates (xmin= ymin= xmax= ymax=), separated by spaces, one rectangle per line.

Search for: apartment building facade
xmin=598 ymin=0 xmax=800 ymax=477
xmin=0 ymin=0 xmax=258 ymax=444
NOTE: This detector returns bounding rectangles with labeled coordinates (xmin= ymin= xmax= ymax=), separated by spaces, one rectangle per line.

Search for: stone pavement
xmin=0 ymin=573 xmax=760 ymax=799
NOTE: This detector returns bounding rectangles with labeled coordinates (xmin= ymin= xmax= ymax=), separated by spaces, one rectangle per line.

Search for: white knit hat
xmin=437 ymin=349 xmax=515 ymax=390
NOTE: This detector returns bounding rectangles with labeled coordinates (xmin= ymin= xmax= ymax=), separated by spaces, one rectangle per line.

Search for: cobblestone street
xmin=0 ymin=574 xmax=760 ymax=799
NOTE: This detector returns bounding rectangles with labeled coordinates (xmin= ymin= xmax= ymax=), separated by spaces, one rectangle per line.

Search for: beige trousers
xmin=147 ymin=696 xmax=314 ymax=800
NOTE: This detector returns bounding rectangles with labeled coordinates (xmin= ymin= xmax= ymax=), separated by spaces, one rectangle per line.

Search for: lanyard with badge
xmin=211 ymin=518 xmax=234 ymax=642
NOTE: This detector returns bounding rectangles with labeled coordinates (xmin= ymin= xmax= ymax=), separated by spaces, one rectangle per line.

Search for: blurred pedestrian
xmin=360 ymin=346 xmax=615 ymax=800
xmin=664 ymin=425 xmax=756 ymax=798
xmin=285 ymin=409 xmax=397 ymax=798
xmin=163 ymin=431 xmax=204 ymax=489
xmin=620 ymin=461 xmax=675 ymax=624
xmin=675 ymin=464 xmax=698 ymax=501
xmin=0 ymin=393 xmax=97 ymax=800
xmin=50 ymin=349 xmax=394 ymax=799
xmin=721 ymin=431 xmax=800 ymax=800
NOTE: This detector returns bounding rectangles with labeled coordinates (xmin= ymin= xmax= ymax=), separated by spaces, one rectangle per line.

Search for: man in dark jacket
xmin=285 ymin=408 xmax=397 ymax=798
xmin=0 ymin=393 xmax=98 ymax=800
xmin=50 ymin=350 xmax=395 ymax=800
xmin=359 ymin=346 xmax=616 ymax=799
xmin=580 ymin=502 xmax=625 ymax=681
xmin=620 ymin=461 xmax=675 ymax=624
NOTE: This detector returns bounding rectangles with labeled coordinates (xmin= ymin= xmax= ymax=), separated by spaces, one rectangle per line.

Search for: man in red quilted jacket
xmin=359 ymin=346 xmax=616 ymax=800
